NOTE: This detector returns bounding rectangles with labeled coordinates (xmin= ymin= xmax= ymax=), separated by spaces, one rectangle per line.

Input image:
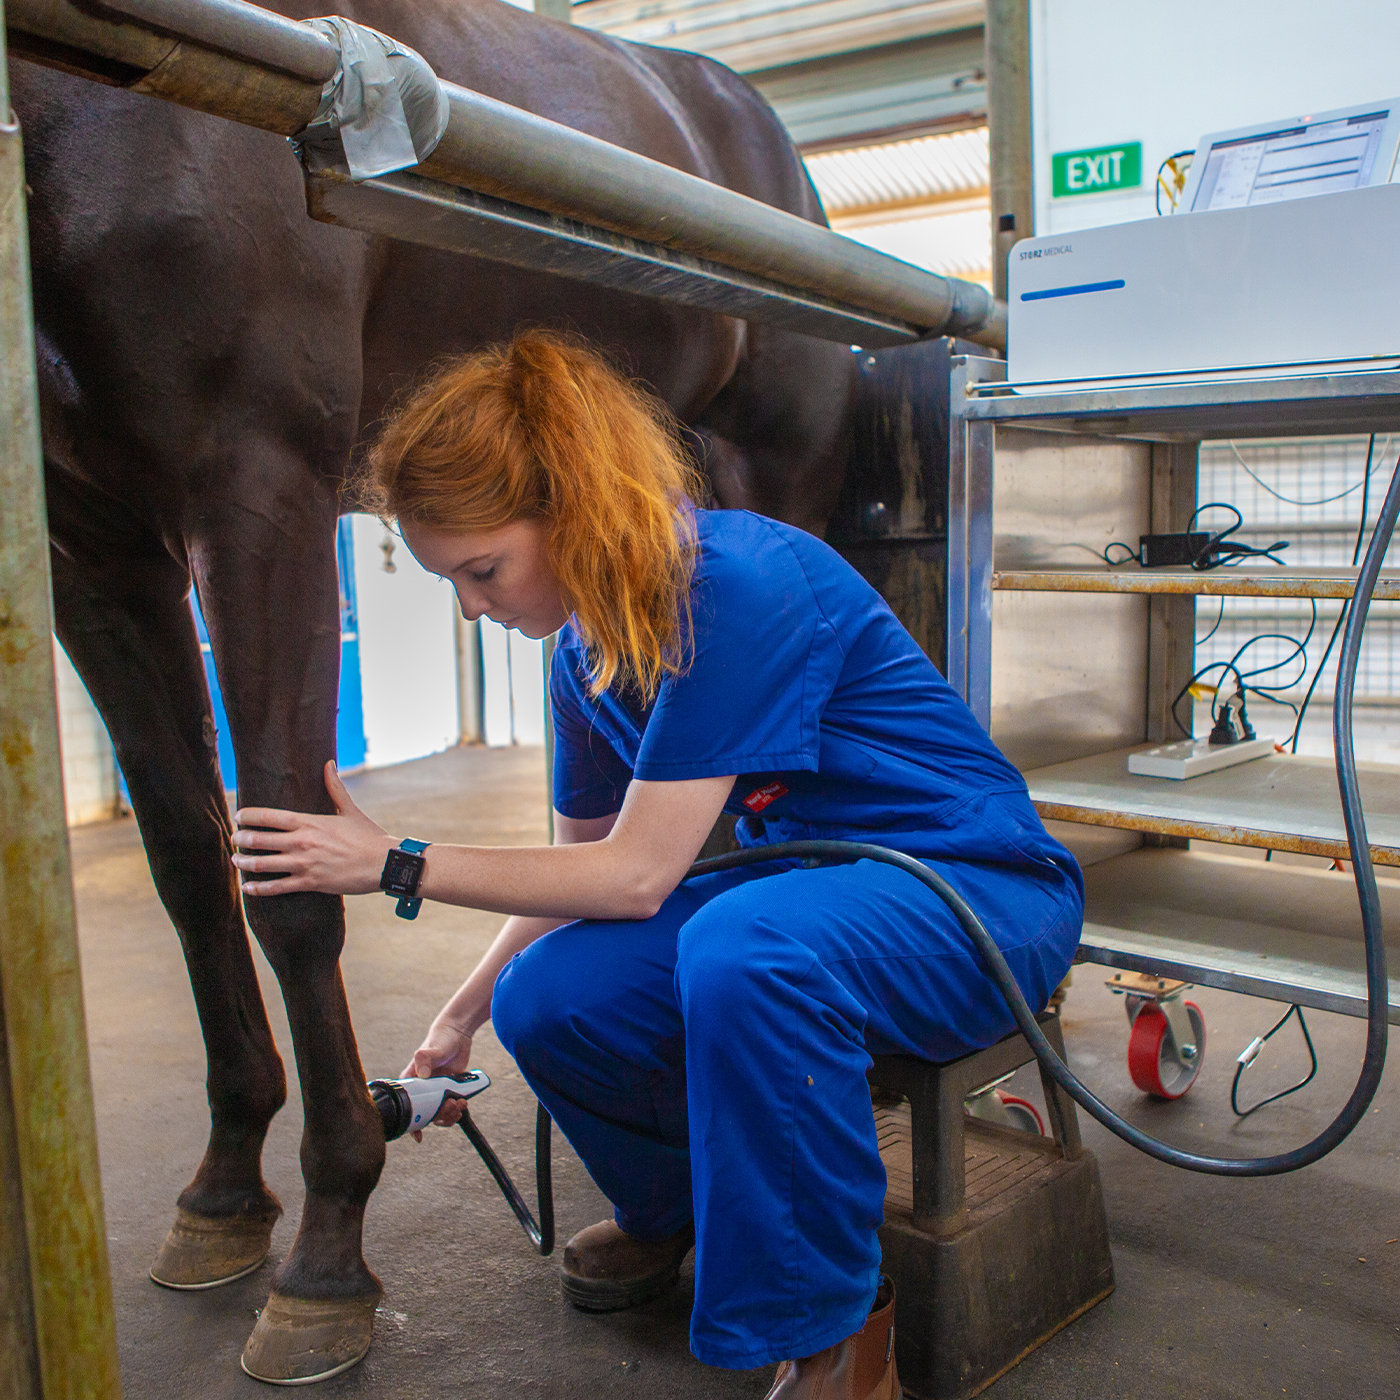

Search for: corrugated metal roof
xmin=759 ymin=56 xmax=985 ymax=151
xmin=831 ymin=203 xmax=990 ymax=284
xmin=572 ymin=0 xmax=984 ymax=73
xmin=805 ymin=127 xmax=988 ymax=215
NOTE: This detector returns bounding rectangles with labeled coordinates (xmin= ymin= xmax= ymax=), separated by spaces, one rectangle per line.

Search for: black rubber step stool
xmin=869 ymin=1012 xmax=1114 ymax=1400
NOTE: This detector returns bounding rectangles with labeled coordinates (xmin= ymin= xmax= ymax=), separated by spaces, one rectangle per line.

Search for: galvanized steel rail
xmin=4 ymin=0 xmax=1007 ymax=350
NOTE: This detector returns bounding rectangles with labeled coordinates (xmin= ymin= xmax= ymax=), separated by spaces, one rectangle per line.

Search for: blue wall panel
xmin=183 ymin=517 xmax=367 ymax=794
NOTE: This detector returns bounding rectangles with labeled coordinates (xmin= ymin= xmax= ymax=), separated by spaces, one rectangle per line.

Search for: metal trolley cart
xmin=947 ymin=357 xmax=1400 ymax=1096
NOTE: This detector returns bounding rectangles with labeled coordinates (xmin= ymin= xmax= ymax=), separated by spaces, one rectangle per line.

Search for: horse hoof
xmin=149 ymin=1205 xmax=281 ymax=1290
xmin=240 ymin=1291 xmax=379 ymax=1385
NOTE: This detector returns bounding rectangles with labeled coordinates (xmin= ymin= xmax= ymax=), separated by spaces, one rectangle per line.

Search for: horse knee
xmin=245 ymin=891 xmax=346 ymax=971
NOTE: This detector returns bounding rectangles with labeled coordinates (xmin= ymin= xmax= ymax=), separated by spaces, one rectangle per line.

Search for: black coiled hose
xmin=478 ymin=456 xmax=1396 ymax=1246
xmin=685 ymin=453 xmax=1400 ymax=1175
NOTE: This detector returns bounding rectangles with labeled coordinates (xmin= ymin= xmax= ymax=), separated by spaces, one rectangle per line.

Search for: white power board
xmin=1127 ymin=738 xmax=1277 ymax=781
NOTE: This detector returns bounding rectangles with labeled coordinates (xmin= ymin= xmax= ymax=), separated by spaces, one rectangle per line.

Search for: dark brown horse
xmin=10 ymin=0 xmax=865 ymax=1379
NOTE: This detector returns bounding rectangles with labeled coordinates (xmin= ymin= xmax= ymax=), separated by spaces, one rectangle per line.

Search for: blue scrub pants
xmin=491 ymin=855 xmax=1081 ymax=1369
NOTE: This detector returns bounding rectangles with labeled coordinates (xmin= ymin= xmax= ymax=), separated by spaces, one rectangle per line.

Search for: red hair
xmin=366 ymin=330 xmax=702 ymax=700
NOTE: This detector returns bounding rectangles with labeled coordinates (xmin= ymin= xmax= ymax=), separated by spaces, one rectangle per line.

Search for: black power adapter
xmin=1139 ymin=531 xmax=1216 ymax=568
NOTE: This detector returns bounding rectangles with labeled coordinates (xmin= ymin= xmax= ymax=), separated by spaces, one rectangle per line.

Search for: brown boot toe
xmin=560 ymin=1218 xmax=695 ymax=1312
xmin=764 ymin=1276 xmax=901 ymax=1400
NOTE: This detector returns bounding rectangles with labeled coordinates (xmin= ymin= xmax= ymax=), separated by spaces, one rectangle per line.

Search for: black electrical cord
xmin=1175 ymin=552 xmax=1321 ymax=739
xmin=1197 ymin=596 xmax=1226 ymax=647
xmin=1231 ymin=1005 xmax=1318 ymax=1118
xmin=1171 ymin=660 xmax=1246 ymax=739
xmin=1189 ymin=502 xmax=1290 ymax=569
xmin=458 ymin=1101 xmax=555 ymax=1254
xmin=687 ymin=451 xmax=1399 ymax=1175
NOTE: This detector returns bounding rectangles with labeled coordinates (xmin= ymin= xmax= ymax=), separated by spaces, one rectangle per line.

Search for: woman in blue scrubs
xmin=231 ymin=330 xmax=1083 ymax=1400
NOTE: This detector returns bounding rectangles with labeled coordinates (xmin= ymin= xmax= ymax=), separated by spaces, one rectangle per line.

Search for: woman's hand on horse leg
xmin=401 ymin=1020 xmax=477 ymax=1139
xmin=231 ymin=760 xmax=395 ymax=897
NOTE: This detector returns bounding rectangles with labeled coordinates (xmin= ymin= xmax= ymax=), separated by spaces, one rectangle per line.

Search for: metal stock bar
xmin=305 ymin=159 xmax=930 ymax=347
xmin=5 ymin=0 xmax=1007 ymax=350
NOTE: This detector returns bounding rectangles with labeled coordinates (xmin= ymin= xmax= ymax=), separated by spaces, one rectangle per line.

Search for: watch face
xmin=382 ymin=847 xmax=425 ymax=897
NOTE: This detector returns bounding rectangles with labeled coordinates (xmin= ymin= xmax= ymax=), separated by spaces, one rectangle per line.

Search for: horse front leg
xmin=194 ymin=494 xmax=386 ymax=1383
xmin=48 ymin=526 xmax=289 ymax=1290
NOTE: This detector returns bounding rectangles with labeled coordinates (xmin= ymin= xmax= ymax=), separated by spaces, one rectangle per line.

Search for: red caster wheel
xmin=1128 ymin=1000 xmax=1206 ymax=1099
xmin=994 ymin=1091 xmax=1046 ymax=1135
xmin=965 ymin=1082 xmax=1047 ymax=1134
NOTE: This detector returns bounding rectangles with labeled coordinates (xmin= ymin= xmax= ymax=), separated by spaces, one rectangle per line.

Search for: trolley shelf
xmin=1025 ymin=748 xmax=1400 ymax=866
xmin=991 ymin=565 xmax=1400 ymax=599
xmin=1076 ymin=847 xmax=1400 ymax=1022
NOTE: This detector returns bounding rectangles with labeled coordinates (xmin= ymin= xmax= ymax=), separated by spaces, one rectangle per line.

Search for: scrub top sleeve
xmin=632 ymin=536 xmax=847 ymax=782
xmin=550 ymin=647 xmax=632 ymax=820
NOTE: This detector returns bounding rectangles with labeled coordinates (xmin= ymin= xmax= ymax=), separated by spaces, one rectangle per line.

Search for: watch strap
xmin=389 ymin=837 xmax=431 ymax=920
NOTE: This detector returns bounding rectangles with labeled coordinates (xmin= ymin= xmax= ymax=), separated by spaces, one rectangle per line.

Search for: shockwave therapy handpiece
xmin=368 ymin=1071 xmax=490 ymax=1140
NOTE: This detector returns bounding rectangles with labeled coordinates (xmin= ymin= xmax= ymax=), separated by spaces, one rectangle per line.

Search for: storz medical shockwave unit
xmin=1009 ymin=99 xmax=1400 ymax=385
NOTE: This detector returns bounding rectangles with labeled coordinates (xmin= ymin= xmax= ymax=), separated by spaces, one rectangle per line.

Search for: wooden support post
xmin=986 ymin=0 xmax=1034 ymax=301
xmin=0 ymin=10 xmax=123 ymax=1393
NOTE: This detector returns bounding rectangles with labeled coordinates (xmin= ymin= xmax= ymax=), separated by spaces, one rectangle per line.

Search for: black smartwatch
xmin=380 ymin=838 xmax=431 ymax=920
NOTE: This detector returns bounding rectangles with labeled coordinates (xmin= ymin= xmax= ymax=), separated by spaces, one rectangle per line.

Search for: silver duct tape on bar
xmin=298 ymin=15 xmax=449 ymax=179
xmin=304 ymin=157 xmax=922 ymax=348
xmin=4 ymin=0 xmax=1007 ymax=349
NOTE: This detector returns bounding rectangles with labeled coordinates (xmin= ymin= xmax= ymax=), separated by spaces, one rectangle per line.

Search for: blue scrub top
xmin=550 ymin=509 xmax=1080 ymax=886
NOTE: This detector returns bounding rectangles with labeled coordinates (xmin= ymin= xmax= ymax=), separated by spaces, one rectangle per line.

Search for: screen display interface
xmin=1190 ymin=111 xmax=1391 ymax=211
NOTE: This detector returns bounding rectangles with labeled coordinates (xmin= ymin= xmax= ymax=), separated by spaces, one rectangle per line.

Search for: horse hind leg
xmin=192 ymin=491 xmax=386 ymax=1384
xmin=49 ymin=537 xmax=288 ymax=1289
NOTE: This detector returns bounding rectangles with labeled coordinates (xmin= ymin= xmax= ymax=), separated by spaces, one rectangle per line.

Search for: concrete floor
xmin=73 ymin=745 xmax=1400 ymax=1399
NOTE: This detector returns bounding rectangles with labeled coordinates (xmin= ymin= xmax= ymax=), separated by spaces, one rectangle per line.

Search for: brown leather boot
xmin=764 ymin=1276 xmax=901 ymax=1400
xmin=560 ymin=1218 xmax=695 ymax=1312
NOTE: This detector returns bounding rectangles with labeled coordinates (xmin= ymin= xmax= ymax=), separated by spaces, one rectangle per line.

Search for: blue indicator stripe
xmin=1020 ymin=278 xmax=1126 ymax=302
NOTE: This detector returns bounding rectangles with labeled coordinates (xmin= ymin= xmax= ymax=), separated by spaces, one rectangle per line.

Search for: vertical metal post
xmin=945 ymin=356 xmax=1003 ymax=725
xmin=0 ymin=8 xmax=124 ymax=1393
xmin=454 ymin=613 xmax=485 ymax=745
xmin=986 ymin=0 xmax=1034 ymax=301
xmin=541 ymin=632 xmax=556 ymax=843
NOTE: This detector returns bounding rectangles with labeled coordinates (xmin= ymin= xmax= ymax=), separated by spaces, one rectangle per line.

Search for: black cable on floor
xmin=1231 ymin=1005 xmax=1319 ymax=1118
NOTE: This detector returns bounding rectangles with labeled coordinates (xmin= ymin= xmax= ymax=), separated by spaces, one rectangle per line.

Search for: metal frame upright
xmin=948 ymin=357 xmax=1400 ymax=1020
xmin=0 ymin=2 xmax=124 ymax=1391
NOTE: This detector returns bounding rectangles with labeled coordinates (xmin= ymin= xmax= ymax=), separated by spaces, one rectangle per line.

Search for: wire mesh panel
xmin=1195 ymin=436 xmax=1400 ymax=737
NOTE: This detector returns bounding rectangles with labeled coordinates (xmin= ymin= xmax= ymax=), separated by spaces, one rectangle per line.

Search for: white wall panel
xmin=1032 ymin=0 xmax=1400 ymax=236
xmin=54 ymin=641 xmax=122 ymax=826
xmin=480 ymin=620 xmax=546 ymax=748
xmin=351 ymin=514 xmax=461 ymax=769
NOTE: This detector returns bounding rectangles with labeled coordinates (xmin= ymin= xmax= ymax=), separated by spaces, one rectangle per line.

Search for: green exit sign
xmin=1052 ymin=142 xmax=1142 ymax=197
